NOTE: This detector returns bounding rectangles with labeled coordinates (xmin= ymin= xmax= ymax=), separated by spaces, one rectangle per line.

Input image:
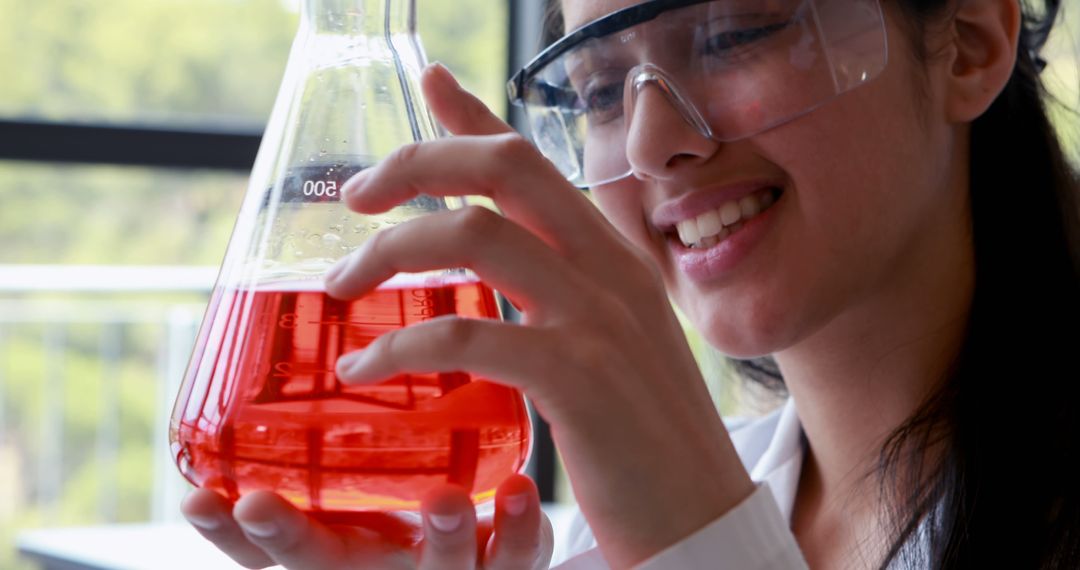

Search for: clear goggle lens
xmin=509 ymin=0 xmax=888 ymax=188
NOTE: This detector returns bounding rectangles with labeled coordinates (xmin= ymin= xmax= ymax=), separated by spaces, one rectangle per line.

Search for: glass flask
xmin=169 ymin=0 xmax=531 ymax=518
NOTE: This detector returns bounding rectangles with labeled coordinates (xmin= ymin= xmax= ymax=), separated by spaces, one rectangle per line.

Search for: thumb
xmin=421 ymin=62 xmax=515 ymax=137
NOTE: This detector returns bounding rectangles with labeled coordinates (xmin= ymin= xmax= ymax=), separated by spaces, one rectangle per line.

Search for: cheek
xmin=777 ymin=86 xmax=946 ymax=274
xmin=592 ymin=185 xmax=656 ymax=249
xmin=694 ymin=73 xmax=947 ymax=354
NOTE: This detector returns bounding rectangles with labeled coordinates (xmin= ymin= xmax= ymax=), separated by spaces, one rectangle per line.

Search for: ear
xmin=943 ymin=0 xmax=1022 ymax=122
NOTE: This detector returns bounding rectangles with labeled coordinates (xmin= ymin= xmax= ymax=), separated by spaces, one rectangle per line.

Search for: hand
xmin=326 ymin=63 xmax=756 ymax=568
xmin=181 ymin=473 xmax=552 ymax=569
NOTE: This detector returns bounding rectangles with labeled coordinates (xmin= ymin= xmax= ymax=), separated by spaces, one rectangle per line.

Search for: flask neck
xmin=301 ymin=0 xmax=414 ymax=36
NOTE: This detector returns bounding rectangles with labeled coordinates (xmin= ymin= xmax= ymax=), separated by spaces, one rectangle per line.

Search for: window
xmin=0 ymin=2 xmax=513 ymax=568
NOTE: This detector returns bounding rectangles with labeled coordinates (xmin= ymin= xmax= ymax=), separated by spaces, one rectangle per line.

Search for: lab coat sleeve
xmin=552 ymin=482 xmax=808 ymax=569
xmin=635 ymin=482 xmax=809 ymax=569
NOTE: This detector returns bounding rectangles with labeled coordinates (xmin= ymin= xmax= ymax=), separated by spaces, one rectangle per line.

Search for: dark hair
xmin=876 ymin=1 xmax=1080 ymax=567
xmin=734 ymin=1 xmax=1080 ymax=567
xmin=543 ymin=0 xmax=1080 ymax=567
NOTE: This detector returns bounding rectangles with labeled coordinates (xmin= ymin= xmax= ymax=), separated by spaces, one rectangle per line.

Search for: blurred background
xmin=0 ymin=0 xmax=1076 ymax=568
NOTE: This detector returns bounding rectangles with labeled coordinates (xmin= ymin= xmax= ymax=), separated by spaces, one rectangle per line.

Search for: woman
xmin=181 ymin=0 xmax=1080 ymax=567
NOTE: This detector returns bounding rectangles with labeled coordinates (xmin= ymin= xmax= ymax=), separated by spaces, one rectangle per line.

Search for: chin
xmin=686 ymin=294 xmax=793 ymax=359
xmin=703 ymin=331 xmax=778 ymax=359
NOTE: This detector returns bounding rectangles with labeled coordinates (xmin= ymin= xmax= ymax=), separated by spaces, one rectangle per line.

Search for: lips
xmin=651 ymin=180 xmax=787 ymax=282
xmin=651 ymin=180 xmax=786 ymax=232
xmin=673 ymin=187 xmax=781 ymax=248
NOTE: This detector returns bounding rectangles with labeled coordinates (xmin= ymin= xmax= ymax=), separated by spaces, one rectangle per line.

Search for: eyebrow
xmin=509 ymin=0 xmax=734 ymax=103
xmin=562 ymin=6 xmax=766 ymax=67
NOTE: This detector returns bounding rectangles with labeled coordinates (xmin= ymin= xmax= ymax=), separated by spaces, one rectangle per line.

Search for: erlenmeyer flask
xmin=169 ymin=0 xmax=531 ymax=517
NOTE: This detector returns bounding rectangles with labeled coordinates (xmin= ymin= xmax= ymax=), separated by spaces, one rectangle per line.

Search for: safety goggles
xmin=508 ymin=0 xmax=888 ymax=188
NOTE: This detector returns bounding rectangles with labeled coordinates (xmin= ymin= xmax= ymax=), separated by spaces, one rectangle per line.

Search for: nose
xmin=623 ymin=67 xmax=720 ymax=182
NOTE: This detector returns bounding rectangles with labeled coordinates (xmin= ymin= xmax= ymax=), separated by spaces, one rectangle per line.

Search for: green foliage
xmin=1044 ymin=7 xmax=1080 ymax=165
xmin=0 ymin=162 xmax=247 ymax=265
xmin=0 ymin=2 xmax=510 ymax=567
xmin=0 ymin=0 xmax=509 ymax=267
xmin=419 ymin=0 xmax=508 ymax=116
xmin=0 ymin=0 xmax=506 ymax=125
xmin=0 ymin=0 xmax=296 ymax=124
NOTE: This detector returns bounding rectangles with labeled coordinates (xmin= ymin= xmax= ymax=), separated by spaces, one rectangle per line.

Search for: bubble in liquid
xmin=322 ymin=234 xmax=342 ymax=248
xmin=307 ymin=233 xmax=323 ymax=245
xmin=329 ymin=224 xmax=344 ymax=233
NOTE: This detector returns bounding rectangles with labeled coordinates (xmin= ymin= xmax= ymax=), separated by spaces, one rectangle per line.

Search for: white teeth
xmin=739 ymin=195 xmax=760 ymax=219
xmin=675 ymin=187 xmax=780 ymax=248
xmin=719 ymin=201 xmax=742 ymax=226
xmin=697 ymin=210 xmax=723 ymax=236
xmin=676 ymin=218 xmax=701 ymax=246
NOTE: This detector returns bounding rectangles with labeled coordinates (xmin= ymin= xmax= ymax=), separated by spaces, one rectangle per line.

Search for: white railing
xmin=0 ymin=265 xmax=216 ymax=536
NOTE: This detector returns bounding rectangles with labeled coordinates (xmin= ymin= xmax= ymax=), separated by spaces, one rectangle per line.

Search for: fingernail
xmin=428 ymin=513 xmax=462 ymax=533
xmin=341 ymin=170 xmax=369 ymax=199
xmin=336 ymin=350 xmax=369 ymax=380
xmin=504 ymin=494 xmax=529 ymax=517
xmin=238 ymin=519 xmax=279 ymax=538
xmin=185 ymin=513 xmax=221 ymax=530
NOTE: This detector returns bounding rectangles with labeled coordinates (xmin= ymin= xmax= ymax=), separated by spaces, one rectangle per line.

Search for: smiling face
xmin=559 ymin=0 xmax=970 ymax=358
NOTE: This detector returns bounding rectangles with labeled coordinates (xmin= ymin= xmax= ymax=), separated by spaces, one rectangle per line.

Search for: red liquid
xmin=170 ymin=278 xmax=531 ymax=516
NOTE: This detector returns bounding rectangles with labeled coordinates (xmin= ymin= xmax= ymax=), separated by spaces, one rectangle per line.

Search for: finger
xmin=181 ymin=489 xmax=276 ymax=569
xmin=334 ymin=316 xmax=557 ymax=398
xmin=418 ymin=485 xmax=479 ymax=570
xmin=422 ymin=63 xmax=513 ymax=137
xmin=484 ymin=475 xmax=551 ymax=570
xmin=419 ymin=63 xmax=619 ymax=270
xmin=324 ymin=206 xmax=585 ymax=319
xmin=233 ymin=491 xmax=365 ymax=570
xmin=314 ymin=510 xmax=423 ymax=550
xmin=339 ymin=133 xmax=613 ymax=262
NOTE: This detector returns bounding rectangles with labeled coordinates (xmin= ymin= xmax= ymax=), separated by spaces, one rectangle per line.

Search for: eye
xmin=703 ymin=21 xmax=790 ymax=58
xmin=570 ymin=69 xmax=630 ymax=124
xmin=582 ymin=79 xmax=625 ymax=124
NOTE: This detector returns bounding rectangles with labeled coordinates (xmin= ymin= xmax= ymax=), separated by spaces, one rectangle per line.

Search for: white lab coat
xmin=551 ymin=398 xmax=811 ymax=569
